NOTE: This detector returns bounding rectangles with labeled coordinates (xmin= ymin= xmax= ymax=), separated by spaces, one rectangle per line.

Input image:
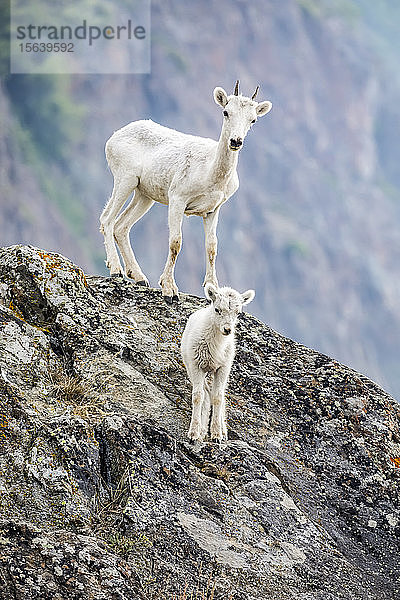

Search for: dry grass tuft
xmin=47 ymin=359 xmax=113 ymax=420
xmin=169 ymin=581 xmax=216 ymax=600
xmin=167 ymin=576 xmax=234 ymax=600
xmin=161 ymin=563 xmax=234 ymax=600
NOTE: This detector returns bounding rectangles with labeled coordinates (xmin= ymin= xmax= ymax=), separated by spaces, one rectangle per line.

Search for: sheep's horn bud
xmin=234 ymin=80 xmax=239 ymax=96
xmin=251 ymin=85 xmax=259 ymax=100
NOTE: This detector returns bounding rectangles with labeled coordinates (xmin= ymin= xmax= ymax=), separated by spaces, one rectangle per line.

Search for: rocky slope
xmin=0 ymin=245 xmax=399 ymax=600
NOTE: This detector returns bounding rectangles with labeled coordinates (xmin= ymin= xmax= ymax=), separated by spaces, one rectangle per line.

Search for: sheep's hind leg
xmin=100 ymin=175 xmax=138 ymax=277
xmin=114 ymin=191 xmax=154 ymax=285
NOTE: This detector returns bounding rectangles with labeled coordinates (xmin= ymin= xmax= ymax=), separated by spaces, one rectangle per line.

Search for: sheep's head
xmin=205 ymin=283 xmax=255 ymax=336
xmin=213 ymin=80 xmax=272 ymax=151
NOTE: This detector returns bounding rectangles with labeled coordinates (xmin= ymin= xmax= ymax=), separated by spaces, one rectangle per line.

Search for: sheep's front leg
xmin=159 ymin=197 xmax=186 ymax=303
xmin=203 ymin=208 xmax=220 ymax=288
xmin=210 ymin=365 xmax=230 ymax=442
xmin=188 ymin=370 xmax=207 ymax=441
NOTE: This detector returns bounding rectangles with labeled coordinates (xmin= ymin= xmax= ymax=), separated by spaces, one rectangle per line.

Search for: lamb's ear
xmin=256 ymin=101 xmax=272 ymax=117
xmin=214 ymin=87 xmax=228 ymax=108
xmin=241 ymin=289 xmax=255 ymax=305
xmin=205 ymin=283 xmax=218 ymax=303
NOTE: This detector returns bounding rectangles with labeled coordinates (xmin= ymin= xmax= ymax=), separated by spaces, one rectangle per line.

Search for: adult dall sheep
xmin=181 ymin=283 xmax=255 ymax=442
xmin=100 ymin=81 xmax=272 ymax=302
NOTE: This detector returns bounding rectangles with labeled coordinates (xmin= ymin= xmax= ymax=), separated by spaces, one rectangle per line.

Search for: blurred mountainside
xmin=1 ymin=0 xmax=400 ymax=397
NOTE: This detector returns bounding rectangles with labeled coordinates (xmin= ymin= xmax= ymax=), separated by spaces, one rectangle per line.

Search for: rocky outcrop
xmin=0 ymin=245 xmax=399 ymax=600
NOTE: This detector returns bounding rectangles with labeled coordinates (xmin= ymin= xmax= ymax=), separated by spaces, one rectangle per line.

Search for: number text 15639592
xmin=19 ymin=42 xmax=74 ymax=53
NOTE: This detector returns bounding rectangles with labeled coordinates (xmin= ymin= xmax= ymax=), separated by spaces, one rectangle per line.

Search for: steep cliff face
xmin=0 ymin=245 xmax=399 ymax=600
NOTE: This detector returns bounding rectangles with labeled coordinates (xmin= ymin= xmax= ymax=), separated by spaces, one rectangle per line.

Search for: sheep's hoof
xmin=172 ymin=294 xmax=179 ymax=302
xmin=188 ymin=435 xmax=203 ymax=445
xmin=211 ymin=435 xmax=225 ymax=445
xmin=164 ymin=295 xmax=173 ymax=305
xmin=203 ymin=280 xmax=218 ymax=289
xmin=136 ymin=280 xmax=149 ymax=287
xmin=111 ymin=273 xmax=123 ymax=279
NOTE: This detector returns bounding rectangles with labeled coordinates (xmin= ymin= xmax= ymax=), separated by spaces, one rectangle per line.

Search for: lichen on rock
xmin=0 ymin=245 xmax=399 ymax=599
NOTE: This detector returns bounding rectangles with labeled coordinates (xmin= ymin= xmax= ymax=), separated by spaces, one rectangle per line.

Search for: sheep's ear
xmin=256 ymin=101 xmax=272 ymax=117
xmin=214 ymin=87 xmax=228 ymax=108
xmin=205 ymin=283 xmax=218 ymax=302
xmin=241 ymin=289 xmax=255 ymax=305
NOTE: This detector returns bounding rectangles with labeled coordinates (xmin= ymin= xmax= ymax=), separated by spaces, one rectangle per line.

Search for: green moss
xmin=105 ymin=531 xmax=152 ymax=557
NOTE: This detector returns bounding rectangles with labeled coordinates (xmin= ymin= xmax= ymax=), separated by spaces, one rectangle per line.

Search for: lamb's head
xmin=205 ymin=283 xmax=255 ymax=336
xmin=214 ymin=80 xmax=272 ymax=151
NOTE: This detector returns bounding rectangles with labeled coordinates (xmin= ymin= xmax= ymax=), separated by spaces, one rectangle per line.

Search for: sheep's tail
xmin=105 ymin=137 xmax=114 ymax=168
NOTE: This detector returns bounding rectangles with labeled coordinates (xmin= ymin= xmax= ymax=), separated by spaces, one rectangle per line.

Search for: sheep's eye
xmin=251 ymin=119 xmax=256 ymax=124
xmin=215 ymin=307 xmax=221 ymax=314
xmin=223 ymin=111 xmax=229 ymax=118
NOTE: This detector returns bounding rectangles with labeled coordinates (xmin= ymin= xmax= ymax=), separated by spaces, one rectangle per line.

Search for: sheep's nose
xmin=229 ymin=138 xmax=242 ymax=150
xmin=223 ymin=327 xmax=231 ymax=335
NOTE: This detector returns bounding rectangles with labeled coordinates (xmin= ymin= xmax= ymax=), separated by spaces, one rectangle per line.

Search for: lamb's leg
xmin=159 ymin=197 xmax=186 ymax=302
xmin=203 ymin=208 xmax=220 ymax=288
xmin=187 ymin=369 xmax=207 ymax=441
xmin=220 ymin=395 xmax=227 ymax=440
xmin=114 ymin=191 xmax=154 ymax=284
xmin=201 ymin=377 xmax=212 ymax=439
xmin=210 ymin=365 xmax=230 ymax=442
xmin=100 ymin=175 xmax=138 ymax=276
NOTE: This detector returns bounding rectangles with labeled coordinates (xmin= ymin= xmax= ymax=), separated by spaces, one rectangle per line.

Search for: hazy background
xmin=1 ymin=0 xmax=400 ymax=399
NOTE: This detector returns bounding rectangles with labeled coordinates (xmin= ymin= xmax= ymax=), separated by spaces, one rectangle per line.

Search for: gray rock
xmin=0 ymin=245 xmax=399 ymax=600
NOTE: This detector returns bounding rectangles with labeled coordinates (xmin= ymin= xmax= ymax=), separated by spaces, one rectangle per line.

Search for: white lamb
xmin=181 ymin=283 xmax=255 ymax=442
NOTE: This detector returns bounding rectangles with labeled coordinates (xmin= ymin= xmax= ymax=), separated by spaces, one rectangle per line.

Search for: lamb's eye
xmin=215 ymin=308 xmax=221 ymax=314
xmin=223 ymin=111 xmax=229 ymax=118
xmin=251 ymin=119 xmax=256 ymax=124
